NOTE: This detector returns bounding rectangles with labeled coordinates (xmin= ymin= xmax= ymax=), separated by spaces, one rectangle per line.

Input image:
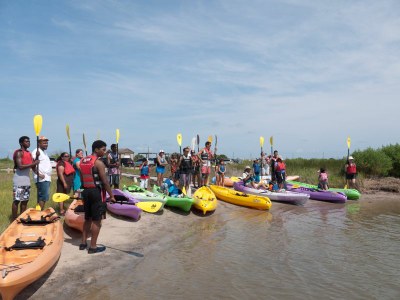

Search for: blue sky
xmin=1 ymin=0 xmax=399 ymax=159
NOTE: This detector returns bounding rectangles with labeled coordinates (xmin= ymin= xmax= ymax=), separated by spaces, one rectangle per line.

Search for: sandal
xmin=79 ymin=243 xmax=87 ymax=250
xmin=88 ymin=245 xmax=106 ymax=254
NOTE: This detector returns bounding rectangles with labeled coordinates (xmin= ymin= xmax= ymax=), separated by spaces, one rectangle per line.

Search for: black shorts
xmin=82 ymin=188 xmax=106 ymax=221
xmin=346 ymin=173 xmax=356 ymax=180
xmin=276 ymin=171 xmax=286 ymax=184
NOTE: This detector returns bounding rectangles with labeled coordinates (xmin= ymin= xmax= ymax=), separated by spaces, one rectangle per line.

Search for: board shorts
xmin=346 ymin=173 xmax=356 ymax=180
xmin=201 ymin=166 xmax=211 ymax=174
xmin=13 ymin=186 xmax=31 ymax=202
xmin=275 ymin=171 xmax=286 ymax=184
xmin=180 ymin=173 xmax=191 ymax=186
xmin=156 ymin=166 xmax=165 ymax=174
xmin=82 ymin=188 xmax=106 ymax=221
xmin=109 ymin=174 xmax=120 ymax=186
xmin=36 ymin=181 xmax=51 ymax=201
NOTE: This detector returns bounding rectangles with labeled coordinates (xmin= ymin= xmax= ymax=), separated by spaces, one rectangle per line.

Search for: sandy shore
xmin=16 ymin=188 xmax=400 ymax=299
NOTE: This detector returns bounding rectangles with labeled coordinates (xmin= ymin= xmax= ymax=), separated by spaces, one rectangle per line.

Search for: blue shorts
xmin=156 ymin=166 xmax=165 ymax=174
xmin=36 ymin=181 xmax=51 ymax=201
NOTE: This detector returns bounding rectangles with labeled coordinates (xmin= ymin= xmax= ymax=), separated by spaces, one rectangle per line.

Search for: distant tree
xmin=134 ymin=154 xmax=145 ymax=161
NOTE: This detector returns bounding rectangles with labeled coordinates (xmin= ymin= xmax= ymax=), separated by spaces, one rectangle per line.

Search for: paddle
xmin=52 ymin=193 xmax=163 ymax=213
xmin=66 ymin=124 xmax=72 ymax=158
xmin=260 ymin=136 xmax=264 ymax=178
xmin=116 ymin=128 xmax=120 ymax=165
xmin=207 ymin=135 xmax=212 ymax=143
xmin=344 ymin=136 xmax=351 ymax=189
xmin=177 ymin=133 xmax=182 ymax=155
xmin=197 ymin=134 xmax=200 ymax=152
xmin=82 ymin=133 xmax=88 ymax=156
xmin=214 ymin=134 xmax=218 ymax=174
xmin=191 ymin=137 xmax=196 ymax=152
xmin=182 ymin=186 xmax=187 ymax=195
xmin=269 ymin=136 xmax=273 ymax=156
xmin=33 ymin=115 xmax=43 ymax=211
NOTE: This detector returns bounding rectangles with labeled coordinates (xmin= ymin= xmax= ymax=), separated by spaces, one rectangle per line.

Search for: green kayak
xmin=122 ymin=185 xmax=167 ymax=208
xmin=152 ymin=185 xmax=194 ymax=212
xmin=286 ymin=180 xmax=361 ymax=200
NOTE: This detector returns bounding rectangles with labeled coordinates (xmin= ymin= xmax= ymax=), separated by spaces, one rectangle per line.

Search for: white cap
xmin=159 ymin=149 xmax=165 ymax=153
xmin=349 ymin=156 xmax=354 ymax=160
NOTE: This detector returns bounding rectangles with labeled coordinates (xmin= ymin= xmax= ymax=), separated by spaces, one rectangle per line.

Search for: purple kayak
xmin=106 ymin=189 xmax=142 ymax=220
xmin=233 ymin=181 xmax=309 ymax=205
xmin=285 ymin=183 xmax=347 ymax=203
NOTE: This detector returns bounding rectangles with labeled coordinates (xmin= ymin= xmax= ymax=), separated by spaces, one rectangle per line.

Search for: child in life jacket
xmin=274 ymin=156 xmax=286 ymax=191
xmin=139 ymin=159 xmax=150 ymax=190
xmin=168 ymin=178 xmax=183 ymax=197
xmin=318 ymin=168 xmax=329 ymax=190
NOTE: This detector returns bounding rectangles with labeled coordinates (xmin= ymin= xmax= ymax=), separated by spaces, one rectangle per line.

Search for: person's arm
xmin=15 ymin=150 xmax=39 ymax=170
xmin=95 ymin=159 xmax=115 ymax=202
xmin=76 ymin=160 xmax=81 ymax=171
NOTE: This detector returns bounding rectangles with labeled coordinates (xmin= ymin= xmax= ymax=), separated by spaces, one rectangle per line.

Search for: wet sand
xmin=16 ymin=190 xmax=400 ymax=299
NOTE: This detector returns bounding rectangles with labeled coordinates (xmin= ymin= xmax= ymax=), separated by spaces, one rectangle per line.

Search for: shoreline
xmin=15 ymin=188 xmax=400 ymax=299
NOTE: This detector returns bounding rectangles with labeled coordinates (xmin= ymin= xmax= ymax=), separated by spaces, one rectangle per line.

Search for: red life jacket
xmin=346 ymin=163 xmax=357 ymax=174
xmin=57 ymin=161 xmax=75 ymax=175
xmin=80 ymin=155 xmax=102 ymax=189
xmin=275 ymin=162 xmax=286 ymax=172
xmin=13 ymin=149 xmax=33 ymax=168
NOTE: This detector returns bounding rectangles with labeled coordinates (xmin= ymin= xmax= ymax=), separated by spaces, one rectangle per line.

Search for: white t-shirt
xmin=31 ymin=148 xmax=52 ymax=182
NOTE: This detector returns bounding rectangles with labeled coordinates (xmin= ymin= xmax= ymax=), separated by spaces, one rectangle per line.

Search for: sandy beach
xmin=15 ymin=185 xmax=400 ymax=300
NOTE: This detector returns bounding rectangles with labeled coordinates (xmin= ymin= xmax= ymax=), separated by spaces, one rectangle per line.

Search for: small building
xmin=118 ymin=148 xmax=135 ymax=160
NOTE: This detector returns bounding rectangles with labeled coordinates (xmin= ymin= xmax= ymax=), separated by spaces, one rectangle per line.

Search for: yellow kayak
xmin=0 ymin=207 xmax=63 ymax=300
xmin=192 ymin=186 xmax=218 ymax=215
xmin=210 ymin=185 xmax=271 ymax=210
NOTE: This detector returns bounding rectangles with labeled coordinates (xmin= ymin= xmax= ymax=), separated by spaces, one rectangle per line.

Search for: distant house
xmin=118 ymin=148 xmax=135 ymax=160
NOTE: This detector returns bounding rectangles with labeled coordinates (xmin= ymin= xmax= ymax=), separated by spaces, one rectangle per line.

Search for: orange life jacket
xmin=57 ymin=161 xmax=75 ymax=175
xmin=275 ymin=162 xmax=286 ymax=172
xmin=80 ymin=155 xmax=102 ymax=189
xmin=13 ymin=149 xmax=33 ymax=168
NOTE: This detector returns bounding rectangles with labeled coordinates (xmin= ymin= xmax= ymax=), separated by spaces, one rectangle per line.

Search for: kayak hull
xmin=123 ymin=185 xmax=167 ymax=209
xmin=287 ymin=180 xmax=360 ymax=200
xmin=210 ymin=185 xmax=271 ymax=210
xmin=107 ymin=189 xmax=142 ymax=220
xmin=233 ymin=181 xmax=309 ymax=205
xmin=286 ymin=183 xmax=347 ymax=203
xmin=0 ymin=208 xmax=63 ymax=300
xmin=152 ymin=186 xmax=194 ymax=212
xmin=64 ymin=199 xmax=85 ymax=232
xmin=192 ymin=186 xmax=218 ymax=214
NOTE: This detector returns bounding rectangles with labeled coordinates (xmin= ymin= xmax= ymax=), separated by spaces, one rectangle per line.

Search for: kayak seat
xmin=74 ymin=205 xmax=85 ymax=213
xmin=18 ymin=213 xmax=59 ymax=226
xmin=5 ymin=237 xmax=46 ymax=251
xmin=114 ymin=195 xmax=129 ymax=202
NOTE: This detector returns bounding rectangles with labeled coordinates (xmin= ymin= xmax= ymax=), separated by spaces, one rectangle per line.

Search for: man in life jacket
xmin=12 ymin=136 xmax=39 ymax=219
xmin=345 ymin=156 xmax=357 ymax=189
xmin=79 ymin=140 xmax=115 ymax=254
xmin=274 ymin=156 xmax=286 ymax=190
xmin=198 ymin=141 xmax=216 ymax=187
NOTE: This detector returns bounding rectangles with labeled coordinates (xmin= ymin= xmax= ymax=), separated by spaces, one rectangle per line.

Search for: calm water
xmin=55 ymin=198 xmax=400 ymax=300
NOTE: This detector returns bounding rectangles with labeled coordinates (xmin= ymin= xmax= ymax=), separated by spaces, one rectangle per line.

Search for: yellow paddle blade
xmin=177 ymin=133 xmax=182 ymax=146
xmin=347 ymin=136 xmax=351 ymax=149
xmin=35 ymin=203 xmax=41 ymax=211
xmin=116 ymin=129 xmax=120 ymax=143
xmin=136 ymin=201 xmax=163 ymax=213
xmin=66 ymin=124 xmax=70 ymax=141
xmin=269 ymin=136 xmax=273 ymax=146
xmin=182 ymin=186 xmax=187 ymax=195
xmin=344 ymin=184 xmax=348 ymax=189
xmin=33 ymin=115 xmax=43 ymax=136
xmin=52 ymin=193 xmax=70 ymax=202
xmin=260 ymin=136 xmax=264 ymax=147
xmin=208 ymin=135 xmax=212 ymax=143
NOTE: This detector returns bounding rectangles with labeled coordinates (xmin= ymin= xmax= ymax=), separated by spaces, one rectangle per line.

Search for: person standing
xmin=12 ymin=136 xmax=39 ymax=220
xmin=80 ymin=140 xmax=115 ymax=254
xmin=155 ymin=150 xmax=168 ymax=187
xmin=178 ymin=147 xmax=192 ymax=192
xmin=139 ymin=159 xmax=151 ymax=190
xmin=345 ymin=156 xmax=357 ymax=189
xmin=32 ymin=136 xmax=52 ymax=211
xmin=270 ymin=150 xmax=279 ymax=183
xmin=252 ymin=159 xmax=261 ymax=183
xmin=198 ymin=141 xmax=215 ymax=187
xmin=56 ymin=152 xmax=75 ymax=215
xmin=191 ymin=150 xmax=200 ymax=188
xmin=107 ymin=144 xmax=120 ymax=189
xmin=216 ymin=159 xmax=226 ymax=186
xmin=73 ymin=149 xmax=84 ymax=198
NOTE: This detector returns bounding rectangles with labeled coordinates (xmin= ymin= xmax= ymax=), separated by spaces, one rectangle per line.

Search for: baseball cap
xmin=39 ymin=136 xmax=49 ymax=141
xmin=349 ymin=156 xmax=354 ymax=160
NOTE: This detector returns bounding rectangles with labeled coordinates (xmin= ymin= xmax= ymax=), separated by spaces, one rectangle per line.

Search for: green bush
xmin=381 ymin=144 xmax=400 ymax=177
xmin=352 ymin=148 xmax=392 ymax=176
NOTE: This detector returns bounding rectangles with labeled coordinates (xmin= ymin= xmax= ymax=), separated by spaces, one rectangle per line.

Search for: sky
xmin=1 ymin=0 xmax=399 ymax=159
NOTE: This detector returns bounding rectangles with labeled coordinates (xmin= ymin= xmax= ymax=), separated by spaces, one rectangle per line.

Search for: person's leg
xmin=114 ymin=174 xmax=120 ymax=189
xmin=140 ymin=178 xmax=145 ymax=189
xmin=12 ymin=201 xmax=19 ymax=220
xmin=82 ymin=219 xmax=92 ymax=245
xmin=89 ymin=220 xmax=102 ymax=249
xmin=20 ymin=200 xmax=28 ymax=215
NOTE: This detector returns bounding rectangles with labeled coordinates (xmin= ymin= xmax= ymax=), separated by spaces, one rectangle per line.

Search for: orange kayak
xmin=0 ymin=207 xmax=63 ymax=300
xmin=64 ymin=199 xmax=85 ymax=232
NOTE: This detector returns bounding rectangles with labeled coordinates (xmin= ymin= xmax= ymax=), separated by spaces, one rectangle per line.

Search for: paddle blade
xmin=182 ymin=186 xmax=187 ymax=195
xmin=116 ymin=129 xmax=120 ymax=143
xmin=260 ymin=136 xmax=265 ymax=147
xmin=136 ymin=201 xmax=163 ymax=213
xmin=197 ymin=134 xmax=200 ymax=145
xmin=33 ymin=115 xmax=43 ymax=136
xmin=66 ymin=124 xmax=70 ymax=141
xmin=208 ymin=135 xmax=212 ymax=143
xmin=177 ymin=133 xmax=182 ymax=146
xmin=35 ymin=204 xmax=41 ymax=211
xmin=52 ymin=193 xmax=70 ymax=202
xmin=347 ymin=137 xmax=351 ymax=149
xmin=269 ymin=136 xmax=273 ymax=146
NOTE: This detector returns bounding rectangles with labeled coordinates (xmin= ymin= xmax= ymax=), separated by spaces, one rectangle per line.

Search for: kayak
xmin=152 ymin=185 xmax=194 ymax=212
xmin=286 ymin=175 xmax=300 ymax=181
xmin=287 ymin=180 xmax=360 ymax=200
xmin=210 ymin=185 xmax=272 ymax=210
xmin=0 ymin=208 xmax=63 ymax=300
xmin=107 ymin=189 xmax=142 ymax=220
xmin=286 ymin=183 xmax=347 ymax=203
xmin=192 ymin=186 xmax=218 ymax=214
xmin=233 ymin=181 xmax=309 ymax=205
xmin=64 ymin=199 xmax=85 ymax=232
xmin=123 ymin=185 xmax=167 ymax=209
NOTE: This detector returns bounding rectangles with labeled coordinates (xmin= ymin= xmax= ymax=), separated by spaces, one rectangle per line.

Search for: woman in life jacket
xmin=345 ymin=156 xmax=357 ymax=189
xmin=56 ymin=152 xmax=75 ymax=215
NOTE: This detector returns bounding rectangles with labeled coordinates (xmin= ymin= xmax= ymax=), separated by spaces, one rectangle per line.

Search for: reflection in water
xmin=106 ymin=200 xmax=400 ymax=299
